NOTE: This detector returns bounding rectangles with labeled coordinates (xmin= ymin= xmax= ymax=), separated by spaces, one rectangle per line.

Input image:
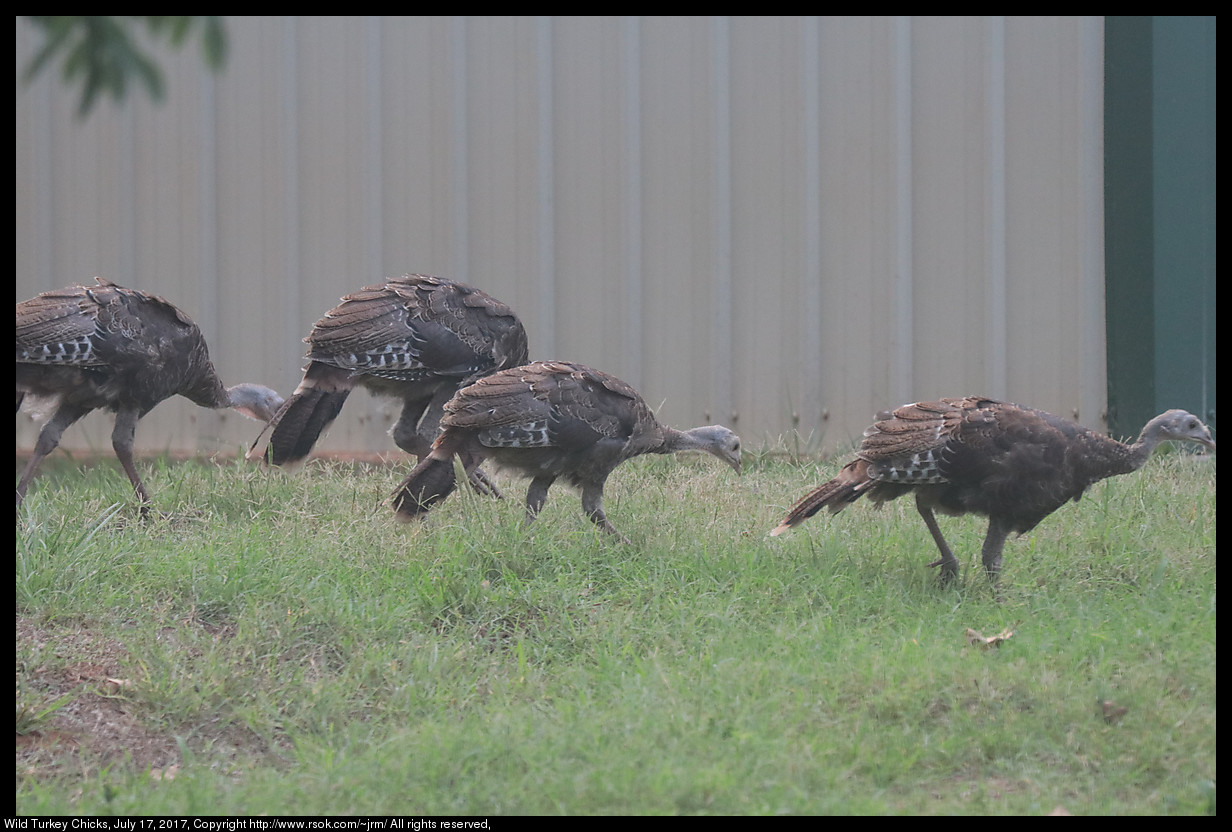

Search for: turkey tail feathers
xmin=393 ymin=457 xmax=458 ymax=520
xmin=770 ymin=459 xmax=871 ymax=536
xmin=262 ymin=388 xmax=351 ymax=467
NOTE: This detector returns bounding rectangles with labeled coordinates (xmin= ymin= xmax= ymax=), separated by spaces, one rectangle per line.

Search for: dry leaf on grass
xmin=1100 ymin=699 xmax=1129 ymax=723
xmin=100 ymin=677 xmax=133 ymax=695
xmin=965 ymin=621 xmax=1020 ymax=649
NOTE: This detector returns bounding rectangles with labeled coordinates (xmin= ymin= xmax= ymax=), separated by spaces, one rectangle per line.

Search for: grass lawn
xmin=15 ymin=446 xmax=1216 ymax=815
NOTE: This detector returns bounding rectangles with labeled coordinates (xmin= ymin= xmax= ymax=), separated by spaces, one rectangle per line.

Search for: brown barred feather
xmin=250 ymin=275 xmax=528 ymax=498
xmin=393 ymin=361 xmax=742 ymax=543
xmin=17 ymin=278 xmax=284 ymax=515
xmin=772 ymin=397 xmax=1214 ymax=583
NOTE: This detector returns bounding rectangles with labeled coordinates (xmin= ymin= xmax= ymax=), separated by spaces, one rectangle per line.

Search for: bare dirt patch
xmin=16 ymin=615 xmax=282 ymax=781
xmin=17 ymin=616 xmax=183 ymax=777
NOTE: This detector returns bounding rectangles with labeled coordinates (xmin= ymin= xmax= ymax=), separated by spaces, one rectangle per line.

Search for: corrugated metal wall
xmin=16 ymin=16 xmax=1107 ymax=460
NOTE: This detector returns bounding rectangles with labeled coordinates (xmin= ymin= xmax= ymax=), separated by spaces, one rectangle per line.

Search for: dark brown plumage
xmin=249 ymin=275 xmax=528 ymax=496
xmin=392 ymin=361 xmax=742 ymax=542
xmin=16 ymin=278 xmax=285 ymax=515
xmin=771 ymin=397 xmax=1215 ymax=582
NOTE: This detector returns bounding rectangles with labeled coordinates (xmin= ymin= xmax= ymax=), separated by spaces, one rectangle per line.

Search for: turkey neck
xmin=659 ymin=427 xmax=709 ymax=453
xmin=178 ymin=355 xmax=230 ymax=410
xmin=1100 ymin=417 xmax=1180 ymax=477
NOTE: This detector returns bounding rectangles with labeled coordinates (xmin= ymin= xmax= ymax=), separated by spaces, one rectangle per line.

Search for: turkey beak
xmin=709 ymin=448 xmax=741 ymax=474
